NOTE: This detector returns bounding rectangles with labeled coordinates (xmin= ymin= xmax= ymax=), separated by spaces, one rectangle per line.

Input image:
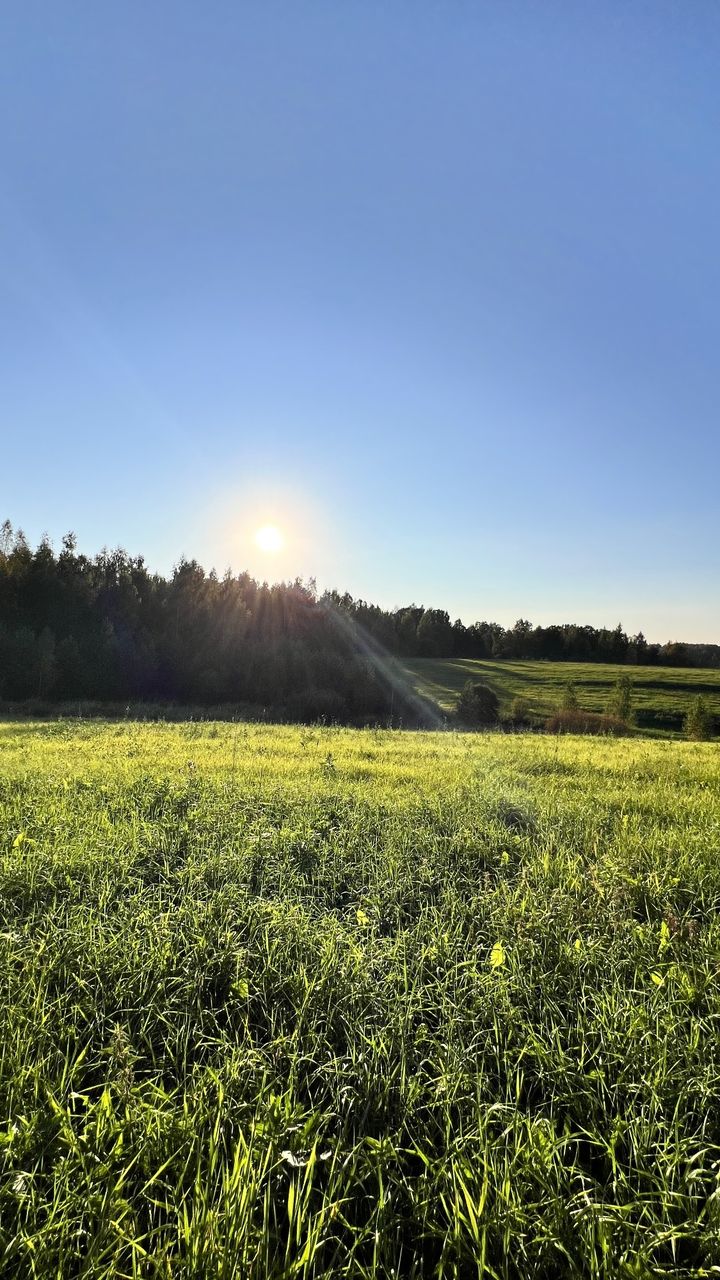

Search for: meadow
xmin=1 ymin=719 xmax=719 ymax=1277
xmin=406 ymin=658 xmax=720 ymax=735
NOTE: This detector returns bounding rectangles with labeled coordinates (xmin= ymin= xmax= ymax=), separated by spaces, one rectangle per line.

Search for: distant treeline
xmin=0 ymin=523 xmax=717 ymax=718
xmin=324 ymin=594 xmax=719 ymax=668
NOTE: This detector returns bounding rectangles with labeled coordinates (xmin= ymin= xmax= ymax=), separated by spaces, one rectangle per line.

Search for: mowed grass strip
xmin=1 ymin=720 xmax=719 ymax=1277
xmin=406 ymin=657 xmax=720 ymax=734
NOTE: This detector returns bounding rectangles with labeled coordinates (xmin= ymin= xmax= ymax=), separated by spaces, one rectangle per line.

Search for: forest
xmin=0 ymin=522 xmax=717 ymax=717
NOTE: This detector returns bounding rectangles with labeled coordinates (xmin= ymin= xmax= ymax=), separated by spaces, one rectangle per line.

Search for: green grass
xmin=406 ymin=657 xmax=720 ymax=734
xmin=1 ymin=719 xmax=720 ymax=1277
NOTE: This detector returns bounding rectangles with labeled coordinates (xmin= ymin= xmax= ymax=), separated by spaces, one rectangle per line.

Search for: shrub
xmin=456 ymin=680 xmax=499 ymax=727
xmin=607 ymin=673 xmax=634 ymax=723
xmin=507 ymin=696 xmax=532 ymax=726
xmin=561 ymin=682 xmax=579 ymax=711
xmin=684 ymin=695 xmax=713 ymax=741
xmin=545 ymin=709 xmax=630 ymax=736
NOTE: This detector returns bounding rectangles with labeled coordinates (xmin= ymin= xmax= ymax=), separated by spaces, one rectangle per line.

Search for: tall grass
xmin=0 ymin=720 xmax=719 ymax=1276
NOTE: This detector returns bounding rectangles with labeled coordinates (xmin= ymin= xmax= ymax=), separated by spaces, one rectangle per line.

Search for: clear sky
xmin=1 ymin=2 xmax=718 ymax=641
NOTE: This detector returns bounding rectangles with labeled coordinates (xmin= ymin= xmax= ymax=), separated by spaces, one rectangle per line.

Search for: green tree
xmin=508 ymin=695 xmax=531 ymax=725
xmin=684 ymin=695 xmax=713 ymax=741
xmin=607 ymin=673 xmax=634 ymax=723
xmin=662 ymin=642 xmax=688 ymax=667
xmin=628 ymin=631 xmax=647 ymax=664
xmin=55 ymin=636 xmax=84 ymax=697
xmin=510 ymin=618 xmax=534 ymax=658
xmin=561 ymin=681 xmax=579 ymax=711
xmin=2 ymin=626 xmax=39 ymax=698
xmin=416 ymin=609 xmax=453 ymax=657
xmin=36 ymin=627 xmax=56 ymax=697
xmin=456 ymin=680 xmax=499 ymax=726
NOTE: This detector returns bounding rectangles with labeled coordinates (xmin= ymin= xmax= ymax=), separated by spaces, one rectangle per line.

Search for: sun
xmin=254 ymin=524 xmax=284 ymax=553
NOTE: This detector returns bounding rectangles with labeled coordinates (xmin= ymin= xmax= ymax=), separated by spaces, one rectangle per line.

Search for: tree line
xmin=0 ymin=522 xmax=717 ymax=720
xmin=323 ymin=593 xmax=718 ymax=668
xmin=0 ymin=523 xmax=408 ymax=722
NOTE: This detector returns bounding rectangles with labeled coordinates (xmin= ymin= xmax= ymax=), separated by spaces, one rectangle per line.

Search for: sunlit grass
xmin=1 ymin=720 xmax=719 ymax=1276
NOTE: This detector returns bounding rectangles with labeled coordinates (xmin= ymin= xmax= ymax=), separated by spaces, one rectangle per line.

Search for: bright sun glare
xmin=254 ymin=524 xmax=284 ymax=553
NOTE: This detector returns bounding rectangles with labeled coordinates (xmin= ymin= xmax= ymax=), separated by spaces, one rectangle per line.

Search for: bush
xmin=545 ymin=709 xmax=630 ymax=736
xmin=561 ymin=682 xmax=579 ymax=711
xmin=684 ymin=695 xmax=713 ymax=741
xmin=606 ymin=673 xmax=634 ymax=723
xmin=456 ymin=681 xmax=499 ymax=727
xmin=507 ymin=696 xmax=532 ymax=726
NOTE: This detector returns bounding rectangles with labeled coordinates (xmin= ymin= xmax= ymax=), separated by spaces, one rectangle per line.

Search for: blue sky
xmin=1 ymin=1 xmax=718 ymax=641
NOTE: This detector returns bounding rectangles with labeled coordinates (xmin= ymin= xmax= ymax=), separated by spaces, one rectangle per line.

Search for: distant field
xmin=406 ymin=657 xmax=720 ymax=733
xmin=2 ymin=719 xmax=720 ymax=1275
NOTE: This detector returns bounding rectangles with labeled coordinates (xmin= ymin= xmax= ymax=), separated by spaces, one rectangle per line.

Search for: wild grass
xmin=406 ymin=657 xmax=720 ymax=735
xmin=1 ymin=719 xmax=719 ymax=1277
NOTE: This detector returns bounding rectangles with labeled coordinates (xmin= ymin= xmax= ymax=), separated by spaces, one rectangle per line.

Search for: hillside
xmin=405 ymin=657 xmax=720 ymax=734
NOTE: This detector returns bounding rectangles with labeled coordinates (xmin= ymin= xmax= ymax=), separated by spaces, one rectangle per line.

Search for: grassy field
xmin=1 ymin=720 xmax=720 ymax=1277
xmin=406 ymin=658 xmax=720 ymax=734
